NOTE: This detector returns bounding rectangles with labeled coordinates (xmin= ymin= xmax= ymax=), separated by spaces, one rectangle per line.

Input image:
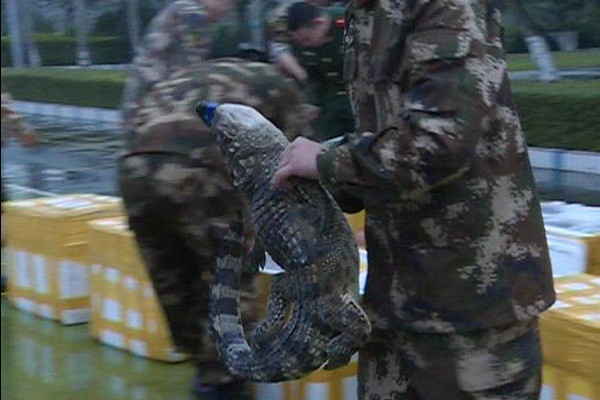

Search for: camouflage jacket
xmin=316 ymin=0 xmax=555 ymax=332
xmin=122 ymin=0 xmax=213 ymax=124
xmin=123 ymin=59 xmax=313 ymax=156
xmin=1 ymin=92 xmax=31 ymax=143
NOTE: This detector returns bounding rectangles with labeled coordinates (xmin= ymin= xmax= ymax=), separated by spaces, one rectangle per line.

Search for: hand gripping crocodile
xmin=197 ymin=102 xmax=371 ymax=382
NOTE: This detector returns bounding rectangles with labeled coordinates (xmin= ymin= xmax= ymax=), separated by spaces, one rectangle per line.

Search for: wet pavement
xmin=2 ymin=116 xmax=122 ymax=199
xmin=1 ymin=299 xmax=197 ymax=400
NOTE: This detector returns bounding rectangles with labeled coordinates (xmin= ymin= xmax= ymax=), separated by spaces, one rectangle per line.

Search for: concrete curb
xmin=529 ymin=148 xmax=600 ymax=175
xmin=14 ymin=100 xmax=121 ymax=124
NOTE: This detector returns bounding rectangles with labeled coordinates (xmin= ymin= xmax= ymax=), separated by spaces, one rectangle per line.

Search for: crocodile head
xmin=202 ymin=103 xmax=289 ymax=190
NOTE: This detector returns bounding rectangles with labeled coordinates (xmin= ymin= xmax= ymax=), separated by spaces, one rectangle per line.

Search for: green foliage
xmin=1 ymin=68 xmax=126 ymax=109
xmin=502 ymin=0 xmax=600 ymax=52
xmin=507 ymin=50 xmax=600 ymax=72
xmin=1 ymin=36 xmax=11 ymax=67
xmin=513 ymin=79 xmax=600 ymax=151
xmin=92 ymin=2 xmax=159 ymax=38
xmin=504 ymin=24 xmax=528 ymax=54
xmin=1 ymin=70 xmax=599 ymax=152
xmin=1 ymin=34 xmax=131 ymax=66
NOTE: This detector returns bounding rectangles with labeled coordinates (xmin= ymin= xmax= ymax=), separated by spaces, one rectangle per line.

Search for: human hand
xmin=273 ymin=137 xmax=323 ymax=188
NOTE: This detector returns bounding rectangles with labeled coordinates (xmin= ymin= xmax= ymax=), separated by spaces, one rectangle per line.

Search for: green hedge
xmin=0 ymin=68 xmax=126 ymax=109
xmin=1 ymin=34 xmax=131 ymax=67
xmin=504 ymin=25 xmax=529 ymax=54
xmin=507 ymin=50 xmax=600 ymax=72
xmin=513 ymin=80 xmax=600 ymax=152
xmin=1 ymin=69 xmax=599 ymax=151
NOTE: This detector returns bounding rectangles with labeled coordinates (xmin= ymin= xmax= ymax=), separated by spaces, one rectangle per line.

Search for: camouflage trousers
xmin=119 ymin=152 xmax=261 ymax=385
xmin=358 ymin=319 xmax=542 ymax=400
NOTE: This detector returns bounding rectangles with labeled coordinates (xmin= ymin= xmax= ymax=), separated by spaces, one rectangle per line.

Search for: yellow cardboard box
xmin=542 ymin=202 xmax=600 ymax=277
xmin=4 ymin=195 xmax=122 ymax=324
xmin=88 ymin=217 xmax=186 ymax=362
xmin=540 ymin=275 xmax=600 ymax=400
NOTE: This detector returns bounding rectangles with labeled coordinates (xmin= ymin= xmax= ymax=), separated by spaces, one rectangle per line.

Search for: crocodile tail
xmin=211 ymin=219 xmax=324 ymax=382
xmin=210 ymin=219 xmax=284 ymax=381
xmin=210 ymin=218 xmax=253 ymax=367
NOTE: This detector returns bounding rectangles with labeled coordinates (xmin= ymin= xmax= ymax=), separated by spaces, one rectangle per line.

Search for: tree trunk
xmin=21 ymin=0 xmax=42 ymax=67
xmin=125 ymin=0 xmax=141 ymax=55
xmin=73 ymin=0 xmax=91 ymax=66
xmin=6 ymin=0 xmax=25 ymax=67
xmin=510 ymin=0 xmax=559 ymax=82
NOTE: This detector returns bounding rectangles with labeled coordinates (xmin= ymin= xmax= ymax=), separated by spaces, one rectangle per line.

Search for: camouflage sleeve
xmin=317 ymin=2 xmax=490 ymax=204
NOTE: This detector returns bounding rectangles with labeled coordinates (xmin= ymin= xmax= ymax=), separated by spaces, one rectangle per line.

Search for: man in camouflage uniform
xmin=266 ymin=0 xmax=334 ymax=85
xmin=120 ymin=59 xmax=313 ymax=400
xmin=1 ymin=92 xmax=39 ymax=289
xmin=274 ymin=0 xmax=555 ymax=399
xmin=286 ymin=1 xmax=354 ymax=140
xmin=121 ymin=0 xmax=235 ymax=131
xmin=121 ymin=1 xmax=239 ymax=398
xmin=266 ymin=1 xmax=355 ymax=141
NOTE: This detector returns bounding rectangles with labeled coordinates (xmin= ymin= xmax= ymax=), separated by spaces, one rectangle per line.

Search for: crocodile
xmin=197 ymin=103 xmax=372 ymax=383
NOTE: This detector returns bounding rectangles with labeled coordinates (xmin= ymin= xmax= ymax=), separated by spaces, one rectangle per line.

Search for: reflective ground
xmin=1 ymin=300 xmax=197 ymax=400
xmin=2 ymin=116 xmax=121 ymax=198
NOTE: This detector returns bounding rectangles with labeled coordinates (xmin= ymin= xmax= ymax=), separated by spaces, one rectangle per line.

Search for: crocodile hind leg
xmin=252 ymin=274 xmax=293 ymax=347
xmin=320 ymin=293 xmax=372 ymax=370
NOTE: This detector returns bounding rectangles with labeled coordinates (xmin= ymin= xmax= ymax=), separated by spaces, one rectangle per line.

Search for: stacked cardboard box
xmin=4 ymin=195 xmax=122 ymax=324
xmin=542 ymin=202 xmax=600 ymax=277
xmin=88 ymin=217 xmax=186 ymax=362
xmin=540 ymin=274 xmax=600 ymax=400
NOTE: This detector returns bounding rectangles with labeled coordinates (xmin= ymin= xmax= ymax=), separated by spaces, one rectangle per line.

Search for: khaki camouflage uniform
xmin=120 ymin=59 xmax=311 ymax=385
xmin=122 ymin=0 xmax=215 ymax=131
xmin=315 ymin=0 xmax=556 ymax=398
xmin=267 ymin=2 xmax=354 ymax=141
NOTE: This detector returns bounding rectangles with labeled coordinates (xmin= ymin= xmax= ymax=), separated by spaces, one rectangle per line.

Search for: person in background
xmin=266 ymin=0 xmax=334 ymax=86
xmin=267 ymin=1 xmax=355 ymax=141
xmin=285 ymin=1 xmax=354 ymax=141
xmin=1 ymin=92 xmax=39 ymax=293
xmin=121 ymin=1 xmax=246 ymax=398
xmin=120 ymin=57 xmax=314 ymax=400
xmin=121 ymin=0 xmax=235 ymax=134
xmin=274 ymin=0 xmax=555 ymax=398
